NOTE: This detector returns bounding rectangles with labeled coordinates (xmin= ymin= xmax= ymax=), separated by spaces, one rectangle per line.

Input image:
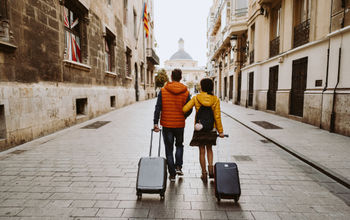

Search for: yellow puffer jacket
xmin=183 ymin=92 xmax=223 ymax=133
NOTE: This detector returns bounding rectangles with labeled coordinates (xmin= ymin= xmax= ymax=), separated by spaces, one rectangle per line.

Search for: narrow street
xmin=0 ymin=99 xmax=349 ymax=220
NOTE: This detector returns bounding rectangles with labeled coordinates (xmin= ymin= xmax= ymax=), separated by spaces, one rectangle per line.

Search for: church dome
xmin=169 ymin=38 xmax=193 ymax=60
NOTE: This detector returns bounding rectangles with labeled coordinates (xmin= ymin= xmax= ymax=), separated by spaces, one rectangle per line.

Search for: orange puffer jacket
xmin=160 ymin=82 xmax=189 ymax=128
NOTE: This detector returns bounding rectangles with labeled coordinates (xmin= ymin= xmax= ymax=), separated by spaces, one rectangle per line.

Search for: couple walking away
xmin=153 ymin=68 xmax=224 ymax=182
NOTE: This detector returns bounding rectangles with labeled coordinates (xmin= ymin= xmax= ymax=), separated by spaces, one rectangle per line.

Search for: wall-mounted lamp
xmin=260 ymin=6 xmax=268 ymax=17
xmin=230 ymin=35 xmax=237 ymax=51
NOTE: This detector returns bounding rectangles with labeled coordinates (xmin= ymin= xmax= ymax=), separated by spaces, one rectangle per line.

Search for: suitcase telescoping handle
xmin=150 ymin=128 xmax=162 ymax=157
xmin=217 ymin=134 xmax=229 ymax=137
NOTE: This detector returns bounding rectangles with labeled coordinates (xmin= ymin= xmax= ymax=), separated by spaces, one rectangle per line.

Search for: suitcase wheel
xmin=160 ymin=193 xmax=165 ymax=200
xmin=234 ymin=195 xmax=239 ymax=203
xmin=217 ymin=197 xmax=221 ymax=202
xmin=137 ymin=192 xmax=142 ymax=200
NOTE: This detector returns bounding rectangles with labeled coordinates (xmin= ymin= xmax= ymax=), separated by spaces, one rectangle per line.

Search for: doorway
xmin=290 ymin=57 xmax=308 ymax=117
xmin=248 ymin=72 xmax=254 ymax=107
xmin=224 ymin=77 xmax=227 ymax=99
xmin=134 ymin=63 xmax=139 ymax=101
xmin=229 ymin=75 xmax=233 ymax=100
xmin=237 ymin=71 xmax=241 ymax=104
xmin=267 ymin=65 xmax=279 ymax=111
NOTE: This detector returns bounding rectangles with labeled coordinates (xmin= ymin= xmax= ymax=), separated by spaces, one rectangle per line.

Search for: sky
xmin=153 ymin=0 xmax=212 ymax=67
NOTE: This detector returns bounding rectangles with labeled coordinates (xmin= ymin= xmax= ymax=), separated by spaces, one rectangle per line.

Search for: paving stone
xmin=200 ymin=210 xmax=228 ymax=219
xmin=96 ymin=208 xmax=124 ymax=217
xmin=175 ymin=209 xmax=201 ymax=219
xmin=70 ymin=208 xmax=99 ymax=217
xmin=17 ymin=207 xmax=72 ymax=217
xmin=278 ymin=212 xmax=308 ymax=220
xmin=94 ymin=201 xmax=119 ymax=208
xmin=46 ymin=200 xmax=73 ymax=208
xmin=226 ymin=211 xmax=254 ymax=220
xmin=121 ymin=208 xmax=149 ymax=218
xmin=252 ymin=211 xmax=281 ymax=220
xmin=148 ymin=208 xmax=175 ymax=218
xmin=70 ymin=200 xmax=96 ymax=208
xmin=0 ymin=207 xmax=23 ymax=216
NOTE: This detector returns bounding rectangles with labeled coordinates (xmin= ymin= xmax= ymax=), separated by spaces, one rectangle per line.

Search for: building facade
xmin=164 ymin=38 xmax=205 ymax=94
xmin=208 ymin=0 xmax=350 ymax=136
xmin=207 ymin=0 xmax=248 ymax=103
xmin=0 ymin=0 xmax=159 ymax=151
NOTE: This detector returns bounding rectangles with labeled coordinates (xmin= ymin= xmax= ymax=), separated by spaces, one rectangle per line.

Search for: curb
xmin=222 ymin=111 xmax=350 ymax=190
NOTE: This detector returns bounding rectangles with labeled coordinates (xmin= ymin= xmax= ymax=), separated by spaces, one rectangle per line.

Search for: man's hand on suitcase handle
xmin=153 ymin=124 xmax=160 ymax=132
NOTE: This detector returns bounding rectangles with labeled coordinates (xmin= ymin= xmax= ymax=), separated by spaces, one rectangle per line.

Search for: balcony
xmin=249 ymin=50 xmax=254 ymax=64
xmin=235 ymin=7 xmax=248 ymax=17
xmin=269 ymin=36 xmax=280 ymax=58
xmin=293 ymin=19 xmax=310 ymax=48
xmin=146 ymin=48 xmax=159 ymax=65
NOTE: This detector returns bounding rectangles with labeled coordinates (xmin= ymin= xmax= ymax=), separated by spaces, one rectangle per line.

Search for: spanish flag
xmin=143 ymin=2 xmax=149 ymax=38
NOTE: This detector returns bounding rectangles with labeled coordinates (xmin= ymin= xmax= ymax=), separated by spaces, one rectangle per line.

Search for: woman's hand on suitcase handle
xmin=218 ymin=133 xmax=229 ymax=138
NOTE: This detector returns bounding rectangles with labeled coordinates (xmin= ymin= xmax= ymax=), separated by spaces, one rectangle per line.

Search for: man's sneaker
xmin=175 ymin=166 xmax=184 ymax=176
xmin=169 ymin=175 xmax=176 ymax=182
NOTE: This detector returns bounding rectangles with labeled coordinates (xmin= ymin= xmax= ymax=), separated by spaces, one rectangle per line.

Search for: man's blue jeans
xmin=162 ymin=127 xmax=184 ymax=177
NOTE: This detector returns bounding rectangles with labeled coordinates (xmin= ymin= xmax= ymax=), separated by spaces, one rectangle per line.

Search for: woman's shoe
xmin=208 ymin=165 xmax=214 ymax=178
xmin=200 ymin=171 xmax=207 ymax=181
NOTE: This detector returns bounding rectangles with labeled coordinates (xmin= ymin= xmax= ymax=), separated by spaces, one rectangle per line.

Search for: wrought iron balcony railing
xmin=293 ymin=19 xmax=310 ymax=48
xmin=269 ymin=36 xmax=280 ymax=58
xmin=146 ymin=48 xmax=159 ymax=65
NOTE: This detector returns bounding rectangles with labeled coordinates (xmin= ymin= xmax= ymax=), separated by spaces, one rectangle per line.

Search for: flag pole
xmin=135 ymin=0 xmax=145 ymax=50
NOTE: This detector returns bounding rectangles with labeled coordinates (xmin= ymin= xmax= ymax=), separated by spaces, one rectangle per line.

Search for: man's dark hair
xmin=200 ymin=78 xmax=214 ymax=95
xmin=171 ymin=69 xmax=182 ymax=82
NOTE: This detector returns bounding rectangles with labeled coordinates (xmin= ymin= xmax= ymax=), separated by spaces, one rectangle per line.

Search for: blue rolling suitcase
xmin=214 ymin=162 xmax=241 ymax=203
xmin=136 ymin=129 xmax=167 ymax=200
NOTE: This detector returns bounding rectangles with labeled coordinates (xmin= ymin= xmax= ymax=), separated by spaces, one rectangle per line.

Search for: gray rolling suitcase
xmin=136 ymin=129 xmax=167 ymax=200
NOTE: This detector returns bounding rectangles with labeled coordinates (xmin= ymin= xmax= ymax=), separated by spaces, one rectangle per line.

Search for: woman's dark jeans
xmin=162 ymin=127 xmax=184 ymax=177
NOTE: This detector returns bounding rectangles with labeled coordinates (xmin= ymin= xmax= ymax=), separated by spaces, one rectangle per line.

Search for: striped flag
xmin=143 ymin=2 xmax=149 ymax=38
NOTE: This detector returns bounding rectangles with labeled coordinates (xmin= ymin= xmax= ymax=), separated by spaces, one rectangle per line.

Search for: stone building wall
xmin=0 ymin=0 xmax=156 ymax=151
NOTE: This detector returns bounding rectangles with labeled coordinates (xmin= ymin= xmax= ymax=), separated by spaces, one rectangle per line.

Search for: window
xmin=0 ymin=105 xmax=6 ymax=139
xmin=123 ymin=0 xmax=128 ymax=25
xmin=104 ymin=28 xmax=116 ymax=72
xmin=293 ymin=0 xmax=310 ymax=48
xmin=76 ymin=98 xmax=87 ymax=116
xmin=125 ymin=47 xmax=132 ymax=77
xmin=110 ymin=96 xmax=116 ymax=108
xmin=270 ymin=4 xmax=281 ymax=57
xmin=140 ymin=63 xmax=144 ymax=83
xmin=0 ymin=0 xmax=9 ymax=42
xmin=271 ymin=4 xmax=281 ymax=39
xmin=331 ymin=0 xmax=350 ymax=31
xmin=235 ymin=0 xmax=248 ymax=16
xmin=133 ymin=9 xmax=137 ymax=38
xmin=64 ymin=6 xmax=81 ymax=62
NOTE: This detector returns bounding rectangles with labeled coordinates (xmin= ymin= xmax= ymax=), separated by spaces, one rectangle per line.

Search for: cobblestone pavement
xmin=0 ymin=99 xmax=349 ymax=219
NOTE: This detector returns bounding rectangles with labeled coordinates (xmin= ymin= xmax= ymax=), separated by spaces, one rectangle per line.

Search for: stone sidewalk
xmin=221 ymin=102 xmax=350 ymax=189
xmin=0 ymin=99 xmax=349 ymax=219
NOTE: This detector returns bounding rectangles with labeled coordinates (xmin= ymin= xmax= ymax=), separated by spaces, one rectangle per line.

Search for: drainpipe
xmin=330 ymin=47 xmax=342 ymax=133
xmin=320 ymin=0 xmax=333 ymax=128
xmin=329 ymin=2 xmax=345 ymax=133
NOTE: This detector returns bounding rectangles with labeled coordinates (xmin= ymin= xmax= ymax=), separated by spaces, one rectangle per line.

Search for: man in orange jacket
xmin=153 ymin=69 xmax=192 ymax=181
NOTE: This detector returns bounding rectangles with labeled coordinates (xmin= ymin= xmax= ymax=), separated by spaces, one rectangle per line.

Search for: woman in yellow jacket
xmin=183 ymin=78 xmax=225 ymax=180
